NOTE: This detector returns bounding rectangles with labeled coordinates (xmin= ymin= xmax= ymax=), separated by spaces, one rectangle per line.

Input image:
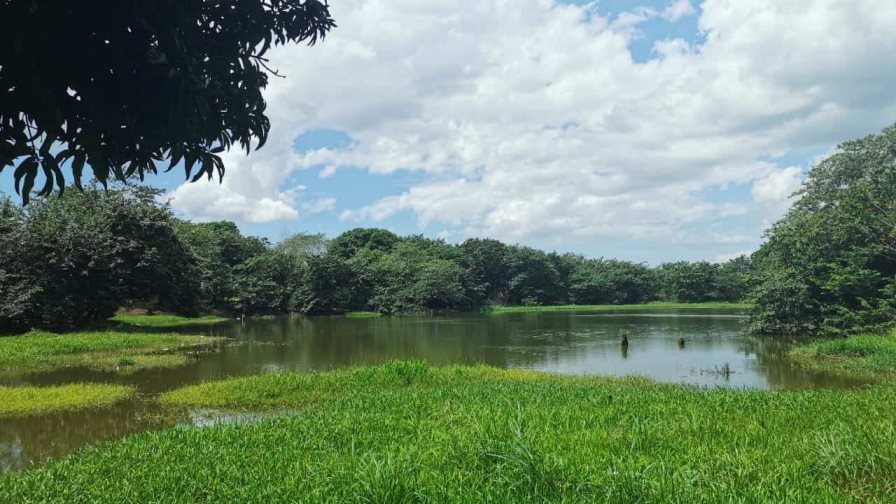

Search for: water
xmin=0 ymin=309 xmax=866 ymax=473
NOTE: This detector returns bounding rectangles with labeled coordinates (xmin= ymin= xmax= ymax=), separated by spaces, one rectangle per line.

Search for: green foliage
xmin=0 ymin=185 xmax=756 ymax=324
xmin=750 ymin=124 xmax=896 ymax=335
xmin=460 ymin=238 xmax=513 ymax=304
xmin=290 ymin=252 xmax=356 ymax=314
xmin=275 ymin=232 xmax=329 ymax=264
xmin=110 ymin=314 xmax=229 ymax=328
xmin=0 ymin=1 xmax=334 ymax=200
xmin=504 ymin=246 xmax=564 ymax=305
xmin=232 ymin=252 xmax=299 ymax=316
xmin=567 ymin=257 xmax=658 ymax=305
xmin=5 ymin=363 xmax=896 ymax=502
xmin=0 ymin=383 xmax=135 ymax=418
xmin=0 ymin=187 xmax=200 ymax=332
xmin=790 ymin=330 xmax=896 ymax=378
xmin=367 ymin=238 xmax=472 ymax=314
xmin=328 ymin=228 xmax=400 ymax=259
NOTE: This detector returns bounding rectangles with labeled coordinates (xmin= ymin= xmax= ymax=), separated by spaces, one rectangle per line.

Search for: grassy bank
xmin=110 ymin=313 xmax=230 ymax=328
xmin=0 ymin=384 xmax=135 ymax=418
xmin=344 ymin=311 xmax=382 ymax=318
xmin=489 ymin=301 xmax=750 ymax=314
xmin=4 ymin=362 xmax=895 ymax=502
xmin=789 ymin=331 xmax=896 ymax=379
xmin=0 ymin=331 xmax=226 ymax=373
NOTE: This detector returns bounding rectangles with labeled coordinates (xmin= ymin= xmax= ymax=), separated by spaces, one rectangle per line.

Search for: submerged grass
xmin=110 ymin=314 xmax=230 ymax=328
xmin=0 ymin=331 xmax=226 ymax=373
xmin=343 ymin=311 xmax=382 ymax=318
xmin=0 ymin=383 xmax=135 ymax=418
xmin=488 ymin=302 xmax=751 ymax=314
xmin=790 ymin=331 xmax=896 ymax=379
xmin=5 ymin=361 xmax=896 ymax=502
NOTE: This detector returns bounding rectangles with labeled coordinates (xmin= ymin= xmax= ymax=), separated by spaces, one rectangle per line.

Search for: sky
xmin=4 ymin=0 xmax=896 ymax=264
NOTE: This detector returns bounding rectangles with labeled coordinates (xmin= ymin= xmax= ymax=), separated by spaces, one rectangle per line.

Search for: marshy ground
xmin=1 ymin=315 xmax=895 ymax=502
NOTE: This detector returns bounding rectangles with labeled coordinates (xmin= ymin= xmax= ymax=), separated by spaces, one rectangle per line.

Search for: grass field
xmin=110 ymin=314 xmax=230 ymax=328
xmin=0 ymin=384 xmax=135 ymax=418
xmin=3 ymin=360 xmax=895 ymax=502
xmin=0 ymin=331 xmax=226 ymax=373
xmin=488 ymin=302 xmax=751 ymax=313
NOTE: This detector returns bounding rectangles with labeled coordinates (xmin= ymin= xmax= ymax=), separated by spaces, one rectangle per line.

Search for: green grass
xmin=790 ymin=331 xmax=896 ymax=379
xmin=0 ymin=383 xmax=135 ymax=418
xmin=343 ymin=311 xmax=382 ymax=318
xmin=489 ymin=302 xmax=751 ymax=313
xmin=0 ymin=331 xmax=226 ymax=373
xmin=110 ymin=313 xmax=230 ymax=328
xmin=5 ymin=361 xmax=896 ymax=502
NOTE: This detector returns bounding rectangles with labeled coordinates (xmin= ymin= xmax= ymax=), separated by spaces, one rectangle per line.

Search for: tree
xmin=568 ymin=258 xmax=658 ymax=305
xmin=716 ymin=256 xmax=752 ymax=303
xmin=460 ymin=239 xmax=513 ymax=304
xmin=290 ymin=252 xmax=355 ymax=314
xmin=750 ymin=124 xmax=896 ymax=335
xmin=0 ymin=0 xmax=335 ymax=201
xmin=505 ymin=246 xmax=563 ymax=306
xmin=0 ymin=187 xmax=200 ymax=331
xmin=367 ymin=238 xmax=471 ymax=313
xmin=174 ymin=221 xmax=268 ymax=312
xmin=329 ymin=228 xmax=400 ymax=259
xmin=658 ymin=261 xmax=720 ymax=303
xmin=276 ymin=232 xmax=329 ymax=265
xmin=232 ymin=251 xmax=298 ymax=316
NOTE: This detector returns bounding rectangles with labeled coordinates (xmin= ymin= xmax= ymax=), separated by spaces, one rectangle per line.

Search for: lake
xmin=0 ymin=308 xmax=865 ymax=473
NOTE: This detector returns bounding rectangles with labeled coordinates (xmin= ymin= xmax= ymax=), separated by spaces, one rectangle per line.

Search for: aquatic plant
xmin=4 ymin=362 xmax=895 ymax=502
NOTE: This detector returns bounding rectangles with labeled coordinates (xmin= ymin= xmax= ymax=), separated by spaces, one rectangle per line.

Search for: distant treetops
xmin=0 ymin=186 xmax=751 ymax=333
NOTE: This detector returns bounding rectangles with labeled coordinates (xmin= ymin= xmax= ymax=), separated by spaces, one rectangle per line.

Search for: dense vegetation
xmin=749 ymin=124 xmax=896 ymax=336
xmin=0 ymin=188 xmax=750 ymax=332
xmin=3 ymin=361 xmax=895 ymax=502
xmin=789 ymin=329 xmax=896 ymax=379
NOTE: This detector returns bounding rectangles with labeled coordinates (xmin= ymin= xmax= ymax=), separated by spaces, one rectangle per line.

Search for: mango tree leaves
xmin=0 ymin=0 xmax=335 ymax=201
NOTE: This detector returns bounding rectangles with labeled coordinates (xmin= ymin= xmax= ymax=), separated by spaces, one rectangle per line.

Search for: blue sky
xmin=3 ymin=0 xmax=895 ymax=264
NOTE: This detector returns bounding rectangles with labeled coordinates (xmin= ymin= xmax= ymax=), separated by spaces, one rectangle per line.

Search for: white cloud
xmin=751 ymin=166 xmax=804 ymax=219
xmin=168 ymin=0 xmax=896 ymax=251
xmin=169 ymin=179 xmax=299 ymax=223
xmin=713 ymin=250 xmax=755 ymax=263
xmin=302 ymin=197 xmax=337 ymax=214
xmin=663 ymin=0 xmax=696 ymax=22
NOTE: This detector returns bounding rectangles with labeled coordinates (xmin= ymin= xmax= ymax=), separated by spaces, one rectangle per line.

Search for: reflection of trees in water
xmin=741 ymin=336 xmax=866 ymax=390
xmin=197 ymin=312 xmax=749 ymax=372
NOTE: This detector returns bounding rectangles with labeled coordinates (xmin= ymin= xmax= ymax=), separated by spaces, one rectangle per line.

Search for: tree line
xmin=2 ymin=124 xmax=893 ymax=336
xmin=0 ymin=187 xmax=749 ymax=333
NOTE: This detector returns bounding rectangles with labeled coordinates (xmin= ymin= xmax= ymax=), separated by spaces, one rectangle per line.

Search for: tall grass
xmin=4 ymin=361 xmax=895 ymax=502
xmin=790 ymin=331 xmax=896 ymax=378
xmin=110 ymin=314 xmax=230 ymax=328
xmin=0 ymin=383 xmax=135 ymax=418
xmin=343 ymin=311 xmax=383 ymax=318
xmin=0 ymin=331 xmax=225 ymax=373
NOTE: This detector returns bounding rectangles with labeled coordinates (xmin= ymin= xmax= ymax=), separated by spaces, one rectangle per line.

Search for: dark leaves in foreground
xmin=0 ymin=0 xmax=336 ymax=203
